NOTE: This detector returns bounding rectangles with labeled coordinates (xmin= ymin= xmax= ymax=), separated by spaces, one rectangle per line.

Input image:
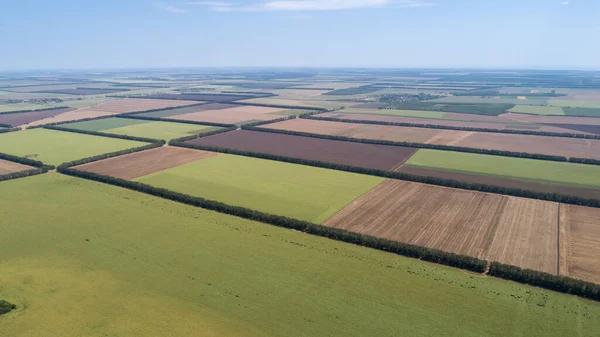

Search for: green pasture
xmin=508 ymin=105 xmax=565 ymax=115
xmin=0 ymin=102 xmax=51 ymax=113
xmin=0 ymin=128 xmax=146 ymax=165
xmin=64 ymin=117 xmax=219 ymax=141
xmin=135 ymin=154 xmax=384 ymax=223
xmin=432 ymin=95 xmax=549 ymax=105
xmin=548 ymin=100 xmax=600 ymax=109
xmin=340 ymin=108 xmax=447 ymax=119
xmin=1 ymin=173 xmax=599 ymax=337
xmin=406 ymin=149 xmax=600 ymax=188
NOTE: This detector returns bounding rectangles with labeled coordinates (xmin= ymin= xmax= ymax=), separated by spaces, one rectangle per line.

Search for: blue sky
xmin=1 ymin=0 xmax=598 ymax=70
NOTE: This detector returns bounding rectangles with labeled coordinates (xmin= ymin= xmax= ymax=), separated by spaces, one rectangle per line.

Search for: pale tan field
xmin=171 ymin=105 xmax=286 ymax=124
xmin=500 ymin=112 xmax=600 ymax=125
xmin=559 ymin=204 xmax=600 ymax=284
xmin=0 ymin=159 xmax=34 ymax=174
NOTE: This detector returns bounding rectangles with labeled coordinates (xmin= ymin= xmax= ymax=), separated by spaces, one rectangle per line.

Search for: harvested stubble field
xmin=64 ymin=118 xmax=219 ymax=141
xmin=0 ymin=107 xmax=73 ymax=127
xmin=405 ymin=149 xmax=600 ymax=189
xmin=264 ymin=118 xmax=600 ymax=160
xmin=500 ymin=112 xmax=600 ymax=125
xmin=134 ymin=153 xmax=384 ymax=223
xmin=325 ymin=179 xmax=560 ymax=274
xmin=317 ymin=112 xmax=586 ymax=134
xmin=75 ymin=147 xmax=217 ymax=180
xmin=25 ymin=98 xmax=201 ymax=127
xmin=170 ymin=105 xmax=288 ymax=125
xmin=138 ymin=93 xmax=251 ymax=102
xmin=187 ymin=130 xmax=417 ymax=171
xmin=3 ymin=174 xmax=597 ymax=336
xmin=0 ymin=159 xmax=34 ymax=174
xmin=0 ymin=128 xmax=146 ymax=165
xmin=559 ymin=204 xmax=600 ymax=284
xmin=238 ymin=97 xmax=358 ymax=109
xmin=138 ymin=103 xmax=237 ymax=118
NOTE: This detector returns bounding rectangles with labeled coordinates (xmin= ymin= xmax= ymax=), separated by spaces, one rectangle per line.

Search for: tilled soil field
xmin=0 ymin=158 xmax=35 ymax=174
xmin=559 ymin=204 xmax=600 ymax=284
xmin=0 ymin=107 xmax=73 ymax=127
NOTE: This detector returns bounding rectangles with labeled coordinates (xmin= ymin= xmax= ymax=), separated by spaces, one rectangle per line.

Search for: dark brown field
xmin=396 ymin=166 xmax=600 ymax=200
xmin=74 ymin=147 xmax=217 ymax=180
xmin=32 ymin=88 xmax=126 ymax=95
xmin=0 ymin=107 xmax=73 ymax=127
xmin=139 ymin=93 xmax=254 ymax=102
xmin=0 ymin=159 xmax=35 ymax=174
xmin=187 ymin=130 xmax=417 ymax=171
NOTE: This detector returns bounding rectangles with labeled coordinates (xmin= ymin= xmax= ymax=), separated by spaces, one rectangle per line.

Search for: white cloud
xmin=154 ymin=2 xmax=189 ymax=12
xmin=560 ymin=1 xmax=570 ymax=4
xmin=184 ymin=0 xmax=433 ymax=12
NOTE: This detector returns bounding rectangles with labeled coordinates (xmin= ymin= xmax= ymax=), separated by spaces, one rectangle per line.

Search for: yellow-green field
xmin=1 ymin=173 xmax=599 ymax=337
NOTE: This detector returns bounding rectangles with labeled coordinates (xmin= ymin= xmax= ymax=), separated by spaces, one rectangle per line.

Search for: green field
xmin=548 ymin=100 xmax=600 ymax=109
xmin=0 ymin=128 xmax=146 ymax=165
xmin=406 ymin=149 xmax=600 ymax=188
xmin=135 ymin=154 xmax=384 ymax=223
xmin=340 ymin=108 xmax=447 ymax=118
xmin=0 ymin=102 xmax=51 ymax=113
xmin=508 ymin=105 xmax=565 ymax=115
xmin=1 ymin=173 xmax=599 ymax=337
xmin=64 ymin=117 xmax=219 ymax=141
xmin=432 ymin=95 xmax=549 ymax=105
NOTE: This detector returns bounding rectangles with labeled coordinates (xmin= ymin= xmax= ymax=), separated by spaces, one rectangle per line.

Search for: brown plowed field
xmin=25 ymin=99 xmax=200 ymax=127
xmin=500 ymin=112 xmax=600 ymax=125
xmin=187 ymin=130 xmax=417 ymax=171
xmin=317 ymin=112 xmax=590 ymax=134
xmin=559 ymin=204 xmax=600 ymax=284
xmin=396 ymin=166 xmax=600 ymax=200
xmin=324 ymin=179 xmax=560 ymax=274
xmin=0 ymin=108 xmax=73 ymax=127
xmin=74 ymin=147 xmax=217 ymax=180
xmin=0 ymin=159 xmax=35 ymax=174
xmin=486 ymin=198 xmax=559 ymax=274
xmin=265 ymin=118 xmax=600 ymax=159
xmin=172 ymin=105 xmax=286 ymax=124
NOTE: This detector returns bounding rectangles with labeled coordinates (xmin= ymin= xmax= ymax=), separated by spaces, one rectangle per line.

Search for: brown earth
xmin=396 ymin=166 xmax=600 ymax=200
xmin=171 ymin=106 xmax=286 ymax=124
xmin=0 ymin=159 xmax=35 ymax=174
xmin=0 ymin=108 xmax=73 ymax=127
xmin=74 ymin=147 xmax=217 ymax=180
xmin=325 ymin=179 xmax=560 ymax=275
xmin=139 ymin=103 xmax=238 ymax=118
xmin=187 ymin=130 xmax=417 ymax=171
xmin=140 ymin=93 xmax=252 ymax=102
xmin=317 ymin=112 xmax=591 ymax=134
xmin=559 ymin=204 xmax=600 ymax=284
xmin=500 ymin=112 xmax=600 ymax=125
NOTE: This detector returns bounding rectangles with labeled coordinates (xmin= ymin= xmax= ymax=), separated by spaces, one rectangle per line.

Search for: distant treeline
xmin=489 ymin=262 xmax=600 ymax=302
xmin=59 ymin=142 xmax=164 ymax=168
xmin=302 ymin=115 xmax=600 ymax=140
xmin=240 ymin=116 xmax=295 ymax=128
xmin=168 ymin=126 xmax=237 ymax=143
xmin=246 ymin=126 xmax=570 ymax=162
xmin=0 ymin=106 xmax=70 ymax=115
xmin=378 ymin=101 xmax=515 ymax=116
xmin=118 ymin=115 xmax=235 ymax=129
xmin=58 ymin=159 xmax=487 ymax=273
xmin=323 ymin=85 xmax=381 ymax=96
xmin=452 ymin=90 xmax=566 ymax=97
xmin=0 ymin=151 xmax=54 ymax=183
xmin=43 ymin=125 xmax=164 ymax=144
xmin=228 ymin=101 xmax=328 ymax=111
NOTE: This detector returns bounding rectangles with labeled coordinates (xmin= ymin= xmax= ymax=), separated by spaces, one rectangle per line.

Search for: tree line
xmin=58 ymin=142 xmax=163 ymax=168
xmin=302 ymin=115 xmax=600 ymax=140
xmin=118 ymin=115 xmax=236 ymax=128
xmin=245 ymin=126 xmax=571 ymax=163
xmin=489 ymin=262 xmax=600 ymax=302
xmin=228 ymin=101 xmax=328 ymax=111
xmin=169 ymin=140 xmax=600 ymax=208
xmin=0 ymin=106 xmax=69 ymax=115
xmin=0 ymin=152 xmax=54 ymax=183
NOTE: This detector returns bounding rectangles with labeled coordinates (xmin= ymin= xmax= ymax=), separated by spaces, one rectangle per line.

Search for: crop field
xmin=187 ymin=130 xmax=418 ymax=171
xmin=64 ymin=117 xmax=220 ymax=141
xmin=170 ymin=105 xmax=289 ymax=125
xmin=0 ymin=128 xmax=146 ymax=165
xmin=508 ymin=105 xmax=565 ymax=115
xmin=559 ymin=204 xmax=600 ymax=284
xmin=549 ymin=100 xmax=600 ymax=109
xmin=0 ymin=107 xmax=73 ymax=127
xmin=431 ymin=95 xmax=549 ymax=105
xmin=238 ymin=97 xmax=358 ymax=109
xmin=0 ymin=102 xmax=51 ymax=113
xmin=0 ymin=158 xmax=34 ymax=174
xmin=32 ymin=88 xmax=126 ymax=95
xmin=325 ymin=179 xmax=560 ymax=274
xmin=2 ymin=174 xmax=597 ymax=336
xmin=139 ymin=103 xmax=237 ymax=118
xmin=134 ymin=153 xmax=384 ymax=223
xmin=405 ymin=149 xmax=600 ymax=189
xmin=500 ymin=112 xmax=600 ymax=125
xmin=337 ymin=108 xmax=447 ymax=118
xmin=138 ymin=93 xmax=252 ymax=102
xmin=75 ymin=147 xmax=217 ymax=179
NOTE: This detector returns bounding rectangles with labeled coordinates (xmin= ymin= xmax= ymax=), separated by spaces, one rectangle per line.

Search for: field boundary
xmin=43 ymin=125 xmax=165 ymax=144
xmin=302 ymin=114 xmax=600 ymax=140
xmin=170 ymin=138 xmax=600 ymax=208
xmin=116 ymin=115 xmax=236 ymax=128
xmin=228 ymin=101 xmax=329 ymax=111
xmin=0 ymin=106 xmax=70 ymax=115
xmin=0 ymin=151 xmax=54 ymax=183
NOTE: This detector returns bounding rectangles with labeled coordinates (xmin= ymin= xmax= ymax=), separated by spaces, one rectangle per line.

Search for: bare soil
xmin=559 ymin=204 xmax=600 ymax=284
xmin=0 ymin=159 xmax=35 ymax=174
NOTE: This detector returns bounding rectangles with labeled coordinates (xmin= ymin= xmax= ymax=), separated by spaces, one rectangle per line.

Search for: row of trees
xmin=228 ymin=101 xmax=327 ymax=111
xmin=0 ymin=106 xmax=69 ymax=115
xmin=302 ymin=115 xmax=600 ymax=140
xmin=246 ymin=126 xmax=571 ymax=163
xmin=44 ymin=125 xmax=165 ymax=144
xmin=169 ymin=126 xmax=237 ymax=142
xmin=0 ymin=151 xmax=53 ymax=183
xmin=58 ymin=159 xmax=487 ymax=273
xmin=0 ymin=152 xmax=50 ymax=168
xmin=169 ymin=141 xmax=600 ymax=208
xmin=489 ymin=262 xmax=600 ymax=302
xmin=119 ymin=115 xmax=236 ymax=128
xmin=0 ymin=124 xmax=16 ymax=130
xmin=240 ymin=116 xmax=295 ymax=128
xmin=59 ymin=142 xmax=163 ymax=168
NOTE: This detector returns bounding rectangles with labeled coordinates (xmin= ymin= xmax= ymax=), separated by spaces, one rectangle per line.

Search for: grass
xmin=64 ymin=117 xmax=220 ymax=141
xmin=508 ymin=105 xmax=565 ymax=115
xmin=1 ymin=173 xmax=599 ymax=337
xmin=432 ymin=96 xmax=549 ymax=105
xmin=0 ymin=128 xmax=147 ymax=165
xmin=135 ymin=154 xmax=384 ymax=223
xmin=563 ymin=107 xmax=600 ymax=117
xmin=548 ymin=100 xmax=600 ymax=109
xmin=405 ymin=149 xmax=600 ymax=188
xmin=0 ymin=103 xmax=51 ymax=113
xmin=340 ymin=108 xmax=447 ymax=119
